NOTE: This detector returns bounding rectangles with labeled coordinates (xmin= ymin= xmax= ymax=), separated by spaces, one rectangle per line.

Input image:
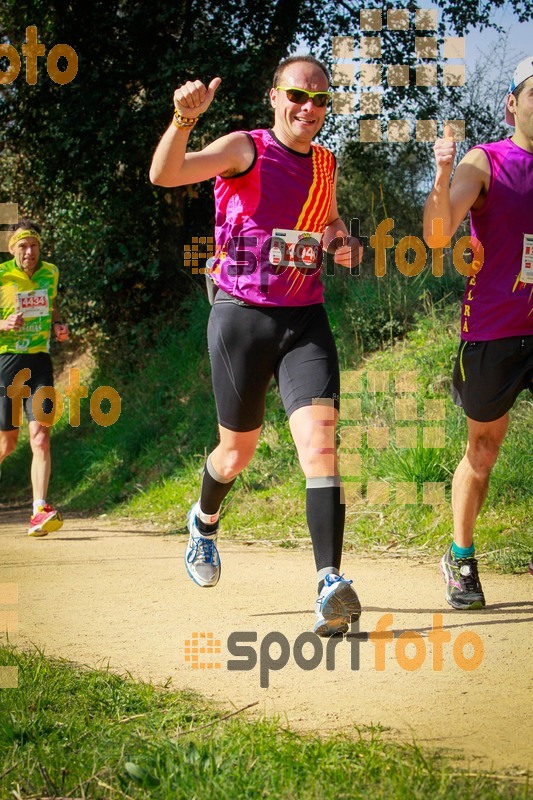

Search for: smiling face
xmin=270 ymin=61 xmax=329 ymax=153
xmin=10 ymin=236 xmax=41 ymax=275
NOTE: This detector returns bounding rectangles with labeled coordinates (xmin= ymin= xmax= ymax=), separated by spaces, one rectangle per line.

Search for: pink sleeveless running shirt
xmin=210 ymin=129 xmax=336 ymax=306
xmin=462 ymin=138 xmax=533 ymax=340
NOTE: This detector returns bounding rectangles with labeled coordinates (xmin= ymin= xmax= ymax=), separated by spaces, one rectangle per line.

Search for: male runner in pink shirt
xmin=424 ymin=56 xmax=533 ymax=609
xmin=150 ymin=55 xmax=363 ymax=635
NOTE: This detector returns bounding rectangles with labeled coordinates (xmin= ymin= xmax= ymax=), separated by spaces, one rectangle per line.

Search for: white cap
xmin=505 ymin=56 xmax=533 ymax=126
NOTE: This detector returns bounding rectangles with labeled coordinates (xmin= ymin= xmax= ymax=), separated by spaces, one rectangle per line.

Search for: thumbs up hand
xmin=433 ymin=123 xmax=457 ymax=175
xmin=173 ymin=77 xmax=222 ymax=119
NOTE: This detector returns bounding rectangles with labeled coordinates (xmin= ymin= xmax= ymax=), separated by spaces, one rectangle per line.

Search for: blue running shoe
xmin=185 ymin=502 xmax=221 ymax=587
xmin=313 ymin=573 xmax=361 ymax=636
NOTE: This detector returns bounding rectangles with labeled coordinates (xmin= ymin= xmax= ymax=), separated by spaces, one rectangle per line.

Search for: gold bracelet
xmin=172 ymin=117 xmax=196 ymax=130
xmin=172 ymin=111 xmax=200 ymax=129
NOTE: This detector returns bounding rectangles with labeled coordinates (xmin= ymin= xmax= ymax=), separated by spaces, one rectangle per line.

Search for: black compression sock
xmin=306 ymin=477 xmax=345 ymax=590
xmin=197 ymin=455 xmax=236 ymax=532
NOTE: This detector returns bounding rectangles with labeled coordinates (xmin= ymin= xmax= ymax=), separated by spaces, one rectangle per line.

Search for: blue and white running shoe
xmin=184 ymin=502 xmax=221 ymax=587
xmin=314 ymin=573 xmax=361 ymax=636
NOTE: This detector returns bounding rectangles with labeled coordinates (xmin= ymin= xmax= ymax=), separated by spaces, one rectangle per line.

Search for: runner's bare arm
xmin=423 ymin=126 xmax=489 ymax=243
xmin=150 ymin=130 xmax=255 ymax=186
xmin=149 ymin=77 xmax=254 ymax=186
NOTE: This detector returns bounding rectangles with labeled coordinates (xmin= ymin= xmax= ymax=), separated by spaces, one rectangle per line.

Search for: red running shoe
xmin=28 ymin=505 xmax=63 ymax=537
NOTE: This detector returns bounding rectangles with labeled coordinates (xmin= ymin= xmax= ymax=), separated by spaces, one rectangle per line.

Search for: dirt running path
xmin=1 ymin=506 xmax=532 ymax=774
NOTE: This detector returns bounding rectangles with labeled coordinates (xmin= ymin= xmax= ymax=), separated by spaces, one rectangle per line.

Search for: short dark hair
xmin=273 ymin=55 xmax=330 ymax=88
xmin=10 ymin=218 xmax=41 ymax=234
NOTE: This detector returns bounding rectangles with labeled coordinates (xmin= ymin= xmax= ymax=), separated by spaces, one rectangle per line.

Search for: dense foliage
xmin=1 ymin=0 xmax=530 ymax=335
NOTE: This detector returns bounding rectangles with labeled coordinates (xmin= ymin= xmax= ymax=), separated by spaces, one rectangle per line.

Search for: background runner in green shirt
xmin=0 ymin=218 xmax=69 ymax=536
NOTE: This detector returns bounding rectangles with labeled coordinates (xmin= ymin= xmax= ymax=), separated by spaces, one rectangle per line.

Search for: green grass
xmin=1 ymin=278 xmax=531 ymax=572
xmin=0 ymin=646 xmax=530 ymax=799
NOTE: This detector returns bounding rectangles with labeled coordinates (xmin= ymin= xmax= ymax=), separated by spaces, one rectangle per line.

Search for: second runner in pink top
xmin=463 ymin=137 xmax=533 ymax=341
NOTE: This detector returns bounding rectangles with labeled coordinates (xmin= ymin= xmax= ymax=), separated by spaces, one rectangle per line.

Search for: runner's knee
xmin=213 ymin=441 xmax=257 ymax=479
xmin=29 ymin=426 xmax=51 ymax=454
xmin=466 ymin=434 xmax=503 ymax=475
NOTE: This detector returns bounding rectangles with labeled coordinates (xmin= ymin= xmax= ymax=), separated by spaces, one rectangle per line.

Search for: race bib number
xmin=520 ymin=234 xmax=533 ymax=284
xmin=269 ymin=228 xmax=322 ymax=270
xmin=16 ymin=289 xmax=49 ymax=318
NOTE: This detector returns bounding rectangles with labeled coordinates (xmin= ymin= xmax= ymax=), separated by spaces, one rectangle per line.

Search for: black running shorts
xmin=0 ymin=353 xmax=54 ymax=431
xmin=207 ymin=291 xmax=340 ymax=432
xmin=452 ymin=335 xmax=533 ymax=422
